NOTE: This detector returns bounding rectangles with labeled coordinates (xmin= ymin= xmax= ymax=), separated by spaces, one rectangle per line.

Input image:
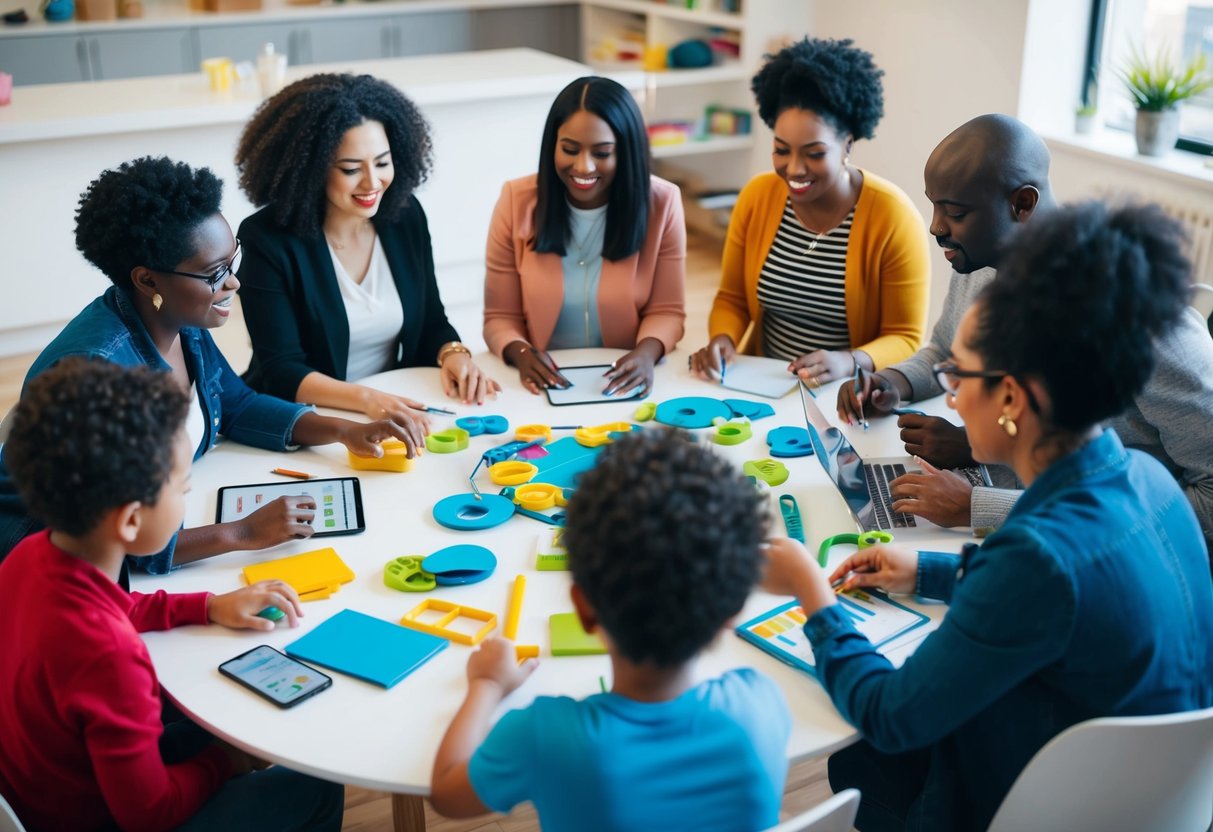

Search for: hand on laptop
xmin=838 ymin=370 xmax=900 ymax=424
xmin=897 ymin=414 xmax=975 ymax=469
xmin=890 ymin=457 xmax=974 ymax=528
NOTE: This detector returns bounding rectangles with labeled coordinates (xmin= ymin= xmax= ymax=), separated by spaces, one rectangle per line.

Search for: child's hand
xmin=466 ymin=637 xmax=537 ymax=697
xmin=207 ymin=580 xmax=303 ymax=631
xmin=830 ymin=544 xmax=919 ymax=595
xmin=762 ymin=537 xmax=836 ymax=616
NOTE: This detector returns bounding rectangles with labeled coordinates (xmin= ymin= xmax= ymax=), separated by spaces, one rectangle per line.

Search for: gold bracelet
xmin=436 ymin=341 xmax=471 ymax=367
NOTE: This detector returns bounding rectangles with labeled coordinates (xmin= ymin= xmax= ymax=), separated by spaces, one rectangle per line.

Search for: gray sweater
xmin=887 ymin=268 xmax=1213 ymax=546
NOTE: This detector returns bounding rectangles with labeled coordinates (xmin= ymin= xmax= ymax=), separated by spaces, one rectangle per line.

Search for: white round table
xmin=134 ymin=348 xmax=968 ymax=830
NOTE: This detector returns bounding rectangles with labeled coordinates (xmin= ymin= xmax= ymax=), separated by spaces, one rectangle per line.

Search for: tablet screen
xmin=215 ymin=477 xmax=365 ymax=536
xmin=544 ymin=365 xmax=646 ymax=407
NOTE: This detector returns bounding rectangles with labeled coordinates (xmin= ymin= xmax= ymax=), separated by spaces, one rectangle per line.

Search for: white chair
xmin=764 ymin=789 xmax=860 ymax=832
xmin=1192 ymin=282 xmax=1213 ymax=320
xmin=987 ymin=706 xmax=1213 ymax=832
xmin=0 ymin=792 xmax=27 ymax=832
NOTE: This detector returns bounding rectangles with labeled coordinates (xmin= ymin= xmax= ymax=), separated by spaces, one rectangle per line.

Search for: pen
xmin=410 ymin=404 xmax=456 ymax=416
xmin=720 ymin=355 xmax=727 ymax=385
xmin=271 ymin=467 xmax=312 ymax=480
xmin=853 ymin=366 xmax=869 ymax=431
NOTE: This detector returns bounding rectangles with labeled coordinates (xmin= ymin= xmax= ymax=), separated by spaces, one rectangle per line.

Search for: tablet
xmin=545 ymin=364 xmax=646 ymax=407
xmin=215 ymin=477 xmax=366 ymax=537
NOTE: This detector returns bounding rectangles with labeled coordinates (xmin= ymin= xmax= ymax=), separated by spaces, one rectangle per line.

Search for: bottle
xmin=257 ymin=42 xmax=286 ymax=98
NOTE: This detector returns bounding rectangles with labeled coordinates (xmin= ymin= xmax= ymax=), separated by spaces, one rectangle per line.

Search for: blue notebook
xmin=736 ymin=590 xmax=930 ymax=678
xmin=285 ymin=609 xmax=447 ymax=689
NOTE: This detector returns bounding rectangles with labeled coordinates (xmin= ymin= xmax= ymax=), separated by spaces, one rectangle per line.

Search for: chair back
xmin=762 ymin=789 xmax=859 ymax=832
xmin=987 ymin=706 xmax=1213 ymax=832
xmin=1192 ymin=282 xmax=1213 ymax=320
xmin=0 ymin=792 xmax=27 ymax=832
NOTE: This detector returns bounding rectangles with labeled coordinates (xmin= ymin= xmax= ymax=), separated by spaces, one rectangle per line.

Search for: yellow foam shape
xmin=400 ymin=598 xmax=497 ymax=646
xmin=574 ymin=421 xmax=633 ymax=448
xmin=515 ymin=424 xmax=553 ymax=443
xmin=348 ymin=438 xmax=414 ymax=472
xmin=515 ymin=644 xmax=540 ymax=662
xmin=242 ymin=547 xmax=355 ymax=596
xmin=298 ymin=585 xmax=338 ymax=602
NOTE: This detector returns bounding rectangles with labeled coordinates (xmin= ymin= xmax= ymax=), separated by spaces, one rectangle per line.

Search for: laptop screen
xmin=798 ymin=384 xmax=878 ymax=529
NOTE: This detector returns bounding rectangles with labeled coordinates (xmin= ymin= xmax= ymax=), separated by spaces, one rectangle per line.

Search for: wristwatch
xmin=436 ymin=341 xmax=471 ymax=367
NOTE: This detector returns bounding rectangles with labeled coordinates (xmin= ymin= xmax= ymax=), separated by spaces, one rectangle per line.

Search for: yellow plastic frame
xmin=400 ymin=598 xmax=497 ymax=646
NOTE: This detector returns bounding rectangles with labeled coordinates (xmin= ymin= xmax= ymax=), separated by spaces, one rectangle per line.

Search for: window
xmin=1089 ymin=0 xmax=1213 ymax=154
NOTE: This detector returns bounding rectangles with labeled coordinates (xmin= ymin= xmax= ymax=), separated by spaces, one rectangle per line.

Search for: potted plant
xmin=1119 ymin=44 xmax=1213 ymax=156
xmin=1075 ymin=103 xmax=1098 ymax=135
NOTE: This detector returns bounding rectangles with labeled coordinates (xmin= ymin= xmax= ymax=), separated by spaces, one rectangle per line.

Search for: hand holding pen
xmin=506 ymin=340 xmax=571 ymax=396
xmin=852 ymin=365 xmax=870 ymax=431
xmin=837 ymin=368 xmax=902 ymax=425
xmin=688 ymin=334 xmax=737 ymax=382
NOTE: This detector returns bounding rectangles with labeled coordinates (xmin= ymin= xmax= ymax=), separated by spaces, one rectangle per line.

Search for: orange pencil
xmin=271 ymin=467 xmax=312 ymax=480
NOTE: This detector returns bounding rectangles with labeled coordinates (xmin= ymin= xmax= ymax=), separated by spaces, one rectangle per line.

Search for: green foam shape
xmin=710 ymin=421 xmax=753 ymax=445
xmin=549 ymin=612 xmax=607 ymax=655
xmin=633 ymin=402 xmax=657 ymax=422
xmin=743 ymin=458 xmax=789 ymax=486
xmin=425 ymin=427 xmax=470 ymax=454
xmin=536 ymin=551 xmax=569 ymax=571
xmin=383 ymin=556 xmax=436 ymax=592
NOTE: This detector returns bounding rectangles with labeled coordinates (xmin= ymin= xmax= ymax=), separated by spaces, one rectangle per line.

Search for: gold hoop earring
xmin=152 ymin=293 xmax=163 ymax=312
xmin=998 ymin=413 xmax=1018 ymax=437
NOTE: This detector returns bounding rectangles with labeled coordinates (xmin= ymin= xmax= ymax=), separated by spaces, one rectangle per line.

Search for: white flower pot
xmin=1134 ymin=108 xmax=1181 ymax=156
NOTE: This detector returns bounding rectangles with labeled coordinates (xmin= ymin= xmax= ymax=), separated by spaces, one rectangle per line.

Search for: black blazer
xmin=237 ymin=198 xmax=460 ymax=401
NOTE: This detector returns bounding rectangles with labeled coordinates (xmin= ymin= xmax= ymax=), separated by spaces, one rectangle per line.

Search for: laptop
xmin=797 ymin=382 xmax=986 ymax=536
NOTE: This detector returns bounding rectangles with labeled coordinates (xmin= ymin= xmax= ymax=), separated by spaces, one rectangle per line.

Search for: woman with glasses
xmin=761 ymin=202 xmax=1213 ymax=831
xmin=689 ymin=37 xmax=929 ymax=388
xmin=234 ymin=74 xmax=499 ymax=435
xmin=0 ymin=157 xmax=414 ymax=573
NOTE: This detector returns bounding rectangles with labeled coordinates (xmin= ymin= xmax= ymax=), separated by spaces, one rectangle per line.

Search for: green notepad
xmin=286 ymin=609 xmax=447 ymax=688
xmin=549 ymin=612 xmax=607 ymax=656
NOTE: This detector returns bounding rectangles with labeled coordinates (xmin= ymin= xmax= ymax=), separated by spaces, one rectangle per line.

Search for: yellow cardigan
xmin=707 ymin=170 xmax=929 ymax=369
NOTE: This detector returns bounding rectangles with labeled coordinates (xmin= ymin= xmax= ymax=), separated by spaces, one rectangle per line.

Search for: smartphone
xmin=218 ymin=645 xmax=332 ymax=708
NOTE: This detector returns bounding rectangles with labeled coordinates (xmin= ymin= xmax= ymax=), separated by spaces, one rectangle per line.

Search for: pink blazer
xmin=482 ymin=174 xmax=686 ymax=357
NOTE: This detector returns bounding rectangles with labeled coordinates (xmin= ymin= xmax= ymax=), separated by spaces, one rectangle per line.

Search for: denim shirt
xmin=0 ymin=286 xmax=309 ymax=573
xmin=804 ymin=429 xmax=1213 ymax=832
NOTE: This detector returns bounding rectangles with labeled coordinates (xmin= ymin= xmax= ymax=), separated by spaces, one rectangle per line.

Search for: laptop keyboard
xmin=865 ymin=463 xmax=918 ymax=529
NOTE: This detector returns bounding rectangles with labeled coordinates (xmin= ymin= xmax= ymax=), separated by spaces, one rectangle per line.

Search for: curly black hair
xmin=562 ymin=428 xmax=769 ymax=667
xmin=75 ymin=156 xmax=223 ymax=290
xmin=751 ymin=37 xmax=884 ymax=138
xmin=5 ymin=358 xmax=190 ymax=538
xmin=972 ymin=201 xmax=1190 ymax=432
xmin=235 ymin=73 xmax=433 ymax=238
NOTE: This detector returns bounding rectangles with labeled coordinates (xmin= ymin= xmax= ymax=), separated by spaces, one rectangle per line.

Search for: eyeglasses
xmin=151 ymin=240 xmax=242 ymax=294
xmin=932 ymin=361 xmax=1008 ymax=397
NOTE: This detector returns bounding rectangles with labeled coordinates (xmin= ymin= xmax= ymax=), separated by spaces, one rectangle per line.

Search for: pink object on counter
xmin=0 ymin=72 xmax=12 ymax=106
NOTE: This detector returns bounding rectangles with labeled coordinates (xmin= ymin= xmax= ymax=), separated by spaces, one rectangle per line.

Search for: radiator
xmin=1093 ymin=188 xmax=1213 ymax=286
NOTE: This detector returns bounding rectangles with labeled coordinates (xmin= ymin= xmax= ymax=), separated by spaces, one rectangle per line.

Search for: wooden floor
xmin=0 ymin=232 xmax=842 ymax=831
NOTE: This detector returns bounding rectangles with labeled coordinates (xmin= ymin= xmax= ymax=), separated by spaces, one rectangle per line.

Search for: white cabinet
xmin=0 ymin=27 xmax=196 ymax=83
xmin=0 ymin=34 xmax=91 ymax=83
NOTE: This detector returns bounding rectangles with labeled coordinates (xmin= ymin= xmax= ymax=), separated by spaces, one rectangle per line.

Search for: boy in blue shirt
xmin=431 ymin=429 xmax=791 ymax=831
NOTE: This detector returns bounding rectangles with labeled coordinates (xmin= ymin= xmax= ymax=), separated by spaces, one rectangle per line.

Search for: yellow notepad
xmin=242 ymin=547 xmax=355 ymax=597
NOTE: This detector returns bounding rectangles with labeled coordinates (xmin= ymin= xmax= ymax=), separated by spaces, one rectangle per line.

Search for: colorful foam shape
xmin=574 ymin=421 xmax=635 ymax=448
xmin=425 ymin=427 xmax=470 ymax=454
xmin=483 ymin=439 xmax=546 ymax=465
xmin=348 ymin=437 xmax=414 ymax=472
xmin=549 ymin=612 xmax=607 ymax=656
xmin=455 ymin=415 xmax=509 ymax=436
xmin=489 ymin=460 xmax=537 ymax=485
xmin=743 ymin=458 xmax=789 ymax=486
xmin=530 ymin=436 xmax=604 ymax=490
xmin=515 ymin=424 xmax=554 ymax=443
xmin=512 ymin=482 xmax=570 ymax=511
xmin=766 ymin=426 xmax=815 ymax=458
xmin=401 ymin=599 xmax=497 ymax=646
xmin=286 ymin=609 xmax=447 ymax=689
xmin=724 ymin=398 xmax=776 ymax=420
xmin=710 ymin=421 xmax=753 ymax=445
xmin=422 ymin=544 xmax=497 ymax=586
xmin=383 ymin=556 xmax=436 ymax=592
xmin=654 ymin=397 xmax=732 ymax=429
xmin=243 ymin=547 xmax=354 ymax=596
xmin=633 ymin=402 xmax=656 ymax=421
xmin=432 ymin=493 xmax=515 ymax=530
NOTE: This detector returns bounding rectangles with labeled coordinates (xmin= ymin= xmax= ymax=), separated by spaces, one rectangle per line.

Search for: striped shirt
xmin=757 ymin=201 xmax=853 ymax=360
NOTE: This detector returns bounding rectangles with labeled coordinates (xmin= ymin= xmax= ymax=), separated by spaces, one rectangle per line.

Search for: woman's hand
xmin=604 ymin=339 xmax=663 ymax=397
xmin=504 ymin=341 xmax=570 ymax=395
xmin=761 ymin=537 xmax=837 ymax=617
xmin=830 ymin=544 xmax=919 ymax=595
xmin=207 ymin=580 xmax=303 ymax=630
xmin=897 ymin=414 xmax=975 ymax=469
xmin=789 ymin=349 xmax=855 ymax=389
xmin=338 ymin=417 xmax=420 ymax=459
xmin=689 ymin=334 xmax=737 ymax=381
xmin=890 ymin=457 xmax=974 ymax=528
xmin=441 ymin=353 xmax=502 ymax=406
xmin=466 ymin=636 xmax=537 ymax=697
xmin=838 ymin=370 xmax=902 ymax=424
xmin=231 ymin=495 xmax=316 ymax=550
xmin=360 ymin=387 xmax=430 ymax=439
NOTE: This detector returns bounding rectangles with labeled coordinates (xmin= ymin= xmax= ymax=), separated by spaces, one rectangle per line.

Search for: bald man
xmin=838 ymin=114 xmax=1213 ymax=545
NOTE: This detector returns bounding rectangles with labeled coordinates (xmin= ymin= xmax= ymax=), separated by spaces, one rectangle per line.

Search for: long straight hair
xmin=533 ymin=77 xmax=651 ymax=262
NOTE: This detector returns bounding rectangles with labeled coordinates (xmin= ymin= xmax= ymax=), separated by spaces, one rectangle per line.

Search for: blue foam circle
xmin=432 ymin=493 xmax=515 ymax=531
xmin=456 ymin=415 xmax=509 ymax=436
xmin=655 ymin=397 xmax=733 ymax=429
xmin=767 ymin=426 xmax=815 ymax=458
xmin=724 ymin=399 xmax=776 ymax=420
xmin=422 ymin=544 xmax=497 ymax=575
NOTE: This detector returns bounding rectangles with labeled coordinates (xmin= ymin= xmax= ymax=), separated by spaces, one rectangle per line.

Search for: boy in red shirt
xmin=0 ymin=358 xmax=343 ymax=831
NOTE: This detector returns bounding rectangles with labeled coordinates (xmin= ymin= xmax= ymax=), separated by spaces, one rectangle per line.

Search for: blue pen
xmin=720 ymin=355 xmax=727 ymax=385
xmin=892 ymin=408 xmax=927 ymax=416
